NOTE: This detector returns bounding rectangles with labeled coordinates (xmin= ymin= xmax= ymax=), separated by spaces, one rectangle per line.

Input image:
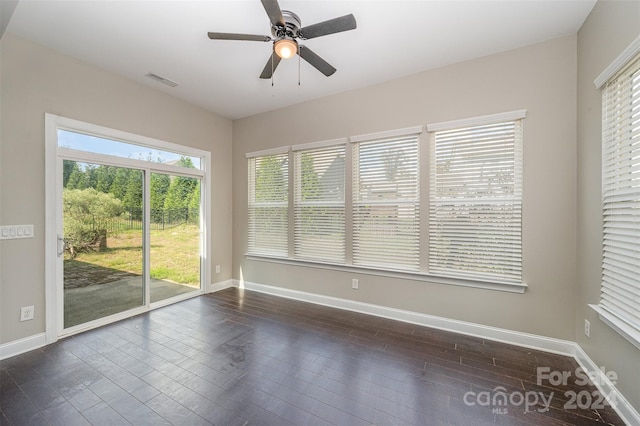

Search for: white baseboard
xmin=573 ymin=345 xmax=640 ymax=426
xmin=232 ymin=279 xmax=575 ymax=356
xmin=208 ymin=279 xmax=234 ymax=293
xmin=228 ymin=279 xmax=638 ymax=425
xmin=0 ymin=332 xmax=46 ymax=360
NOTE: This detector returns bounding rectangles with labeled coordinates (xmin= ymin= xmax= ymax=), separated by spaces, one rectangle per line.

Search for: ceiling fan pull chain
xmin=271 ymin=52 xmax=275 ymax=86
xmin=298 ymin=46 xmax=301 ymax=86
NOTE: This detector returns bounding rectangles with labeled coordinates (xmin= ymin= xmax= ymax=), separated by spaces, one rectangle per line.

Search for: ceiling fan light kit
xmin=274 ymin=37 xmax=297 ymax=59
xmin=207 ymin=0 xmax=356 ymax=80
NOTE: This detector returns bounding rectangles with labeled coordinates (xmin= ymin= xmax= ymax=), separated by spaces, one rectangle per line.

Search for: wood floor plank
xmin=0 ymin=288 xmax=626 ymax=425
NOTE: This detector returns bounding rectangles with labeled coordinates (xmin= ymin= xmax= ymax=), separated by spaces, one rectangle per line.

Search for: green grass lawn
xmin=65 ymin=224 xmax=201 ymax=286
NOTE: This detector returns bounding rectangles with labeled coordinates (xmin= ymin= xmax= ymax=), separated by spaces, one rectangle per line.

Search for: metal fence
xmin=90 ymin=208 xmax=199 ymax=233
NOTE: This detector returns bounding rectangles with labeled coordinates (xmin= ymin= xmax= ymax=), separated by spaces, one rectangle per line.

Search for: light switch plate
xmin=0 ymin=225 xmax=34 ymax=240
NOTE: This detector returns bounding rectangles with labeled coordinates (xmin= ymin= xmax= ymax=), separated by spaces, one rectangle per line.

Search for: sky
xmin=57 ymin=129 xmax=201 ymax=169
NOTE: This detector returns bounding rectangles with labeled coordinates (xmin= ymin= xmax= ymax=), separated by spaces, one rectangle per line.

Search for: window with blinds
xmin=600 ymin=54 xmax=640 ymax=337
xmin=352 ymin=135 xmax=420 ymax=271
xmin=245 ymin=121 xmax=528 ymax=290
xmin=247 ymin=151 xmax=289 ymax=257
xmin=293 ymin=143 xmax=345 ymax=263
xmin=428 ymin=115 xmax=524 ymax=284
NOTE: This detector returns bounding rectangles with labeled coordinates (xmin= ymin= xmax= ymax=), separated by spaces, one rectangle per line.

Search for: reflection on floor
xmin=64 ymin=278 xmax=197 ymax=328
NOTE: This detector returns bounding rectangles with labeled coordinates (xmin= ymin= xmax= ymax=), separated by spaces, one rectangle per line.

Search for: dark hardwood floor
xmin=0 ymin=288 xmax=625 ymax=425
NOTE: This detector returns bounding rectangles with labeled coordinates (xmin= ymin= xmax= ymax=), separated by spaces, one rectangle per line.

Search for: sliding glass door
xmin=50 ymin=119 xmax=209 ymax=336
xmin=62 ymin=162 xmax=145 ymax=328
xmin=149 ymin=172 xmax=201 ymax=304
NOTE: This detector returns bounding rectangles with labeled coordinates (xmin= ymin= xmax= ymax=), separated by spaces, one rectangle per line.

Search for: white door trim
xmin=44 ymin=113 xmax=211 ymax=341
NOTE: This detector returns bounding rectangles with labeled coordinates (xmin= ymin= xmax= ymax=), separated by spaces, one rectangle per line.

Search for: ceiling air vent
xmin=145 ymin=72 xmax=178 ymax=88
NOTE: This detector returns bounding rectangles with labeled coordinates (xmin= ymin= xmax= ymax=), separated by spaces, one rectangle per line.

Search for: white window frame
xmin=351 ymin=128 xmax=421 ymax=272
xmin=590 ymin=35 xmax=640 ymax=350
xmin=292 ymin=139 xmax=347 ymax=264
xmin=426 ymin=110 xmax=526 ymax=285
xmin=246 ymin=147 xmax=290 ymax=258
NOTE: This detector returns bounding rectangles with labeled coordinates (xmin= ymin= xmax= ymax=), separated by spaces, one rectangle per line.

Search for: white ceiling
xmin=7 ymin=0 xmax=596 ymax=120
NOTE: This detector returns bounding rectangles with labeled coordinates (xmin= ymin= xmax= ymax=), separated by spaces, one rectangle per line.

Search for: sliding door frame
xmin=45 ymin=114 xmax=212 ymax=343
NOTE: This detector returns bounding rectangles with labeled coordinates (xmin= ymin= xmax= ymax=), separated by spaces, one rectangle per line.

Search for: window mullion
xmin=288 ymin=150 xmax=295 ymax=259
xmin=345 ymin=144 xmax=354 ymax=266
xmin=293 ymin=145 xmax=346 ymax=263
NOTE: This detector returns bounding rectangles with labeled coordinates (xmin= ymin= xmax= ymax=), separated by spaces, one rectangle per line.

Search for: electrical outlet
xmin=351 ymin=278 xmax=359 ymax=290
xmin=215 ymin=265 xmax=221 ymax=274
xmin=20 ymin=306 xmax=34 ymax=321
xmin=584 ymin=319 xmax=591 ymax=338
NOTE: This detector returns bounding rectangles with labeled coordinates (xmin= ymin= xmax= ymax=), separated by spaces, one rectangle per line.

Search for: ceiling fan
xmin=207 ymin=0 xmax=357 ymax=79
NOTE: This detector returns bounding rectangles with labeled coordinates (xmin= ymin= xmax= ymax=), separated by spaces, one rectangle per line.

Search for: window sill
xmin=245 ymin=254 xmax=527 ymax=294
xmin=589 ymin=304 xmax=640 ymax=350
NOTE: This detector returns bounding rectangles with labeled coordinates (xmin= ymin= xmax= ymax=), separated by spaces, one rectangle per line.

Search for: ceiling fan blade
xmin=299 ymin=14 xmax=357 ymax=40
xmin=208 ymin=32 xmax=271 ymax=42
xmin=299 ymin=45 xmax=336 ymax=77
xmin=260 ymin=51 xmax=282 ymax=79
xmin=261 ymin=0 xmax=285 ymax=27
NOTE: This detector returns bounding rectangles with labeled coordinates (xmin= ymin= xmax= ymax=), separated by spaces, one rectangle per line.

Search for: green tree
xmin=150 ymin=173 xmax=171 ymax=222
xmin=123 ymin=170 xmax=143 ymax=219
xmin=176 ymin=156 xmax=195 ymax=169
xmin=164 ymin=175 xmax=198 ymax=211
xmin=163 ymin=156 xmax=198 ymax=215
xmin=85 ymin=164 xmax=98 ymax=189
xmin=256 ymin=155 xmax=287 ymax=202
xmin=382 ymin=148 xmax=414 ymax=195
xmin=95 ymin=165 xmax=116 ymax=193
xmin=383 ymin=148 xmax=404 ymax=184
xmin=188 ymin=181 xmax=201 ymax=224
xmin=66 ymin=166 xmax=87 ymax=190
xmin=109 ymin=167 xmax=130 ymax=200
xmin=63 ymin=188 xmax=123 ymax=257
xmin=188 ymin=181 xmax=200 ymax=209
xmin=300 ymin=153 xmax=320 ymax=201
xmin=63 ymin=160 xmax=79 ymax=188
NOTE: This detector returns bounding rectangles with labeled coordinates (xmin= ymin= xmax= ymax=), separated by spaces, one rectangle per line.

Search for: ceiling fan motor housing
xmin=272 ymin=10 xmax=301 ymax=39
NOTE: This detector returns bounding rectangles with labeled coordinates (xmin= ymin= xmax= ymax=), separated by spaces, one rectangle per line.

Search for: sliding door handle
xmin=57 ymin=234 xmax=65 ymax=257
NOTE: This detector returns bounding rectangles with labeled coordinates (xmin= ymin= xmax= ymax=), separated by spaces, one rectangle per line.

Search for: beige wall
xmin=233 ymin=36 xmax=578 ymax=340
xmin=0 ymin=33 xmax=233 ymax=344
xmin=577 ymin=0 xmax=640 ymax=413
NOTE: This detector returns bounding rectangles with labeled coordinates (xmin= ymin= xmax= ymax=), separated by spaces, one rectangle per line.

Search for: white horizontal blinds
xmin=429 ymin=119 xmax=523 ymax=284
xmin=293 ymin=145 xmax=345 ymax=263
xmin=352 ymin=136 xmax=420 ymax=271
xmin=601 ymin=54 xmax=640 ymax=331
xmin=247 ymin=153 xmax=289 ymax=257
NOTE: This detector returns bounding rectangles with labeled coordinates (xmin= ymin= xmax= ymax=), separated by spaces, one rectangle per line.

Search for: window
xmin=594 ymin=48 xmax=640 ymax=347
xmin=245 ymin=120 xmax=528 ymax=292
xmin=427 ymin=111 xmax=525 ymax=284
xmin=352 ymin=133 xmax=420 ymax=271
xmin=247 ymin=149 xmax=289 ymax=257
xmin=293 ymin=141 xmax=346 ymax=263
xmin=58 ymin=129 xmax=202 ymax=169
